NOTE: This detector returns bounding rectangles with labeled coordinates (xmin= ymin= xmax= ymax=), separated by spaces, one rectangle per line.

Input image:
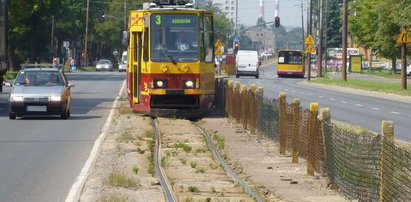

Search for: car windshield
xmin=121 ymin=55 xmax=127 ymax=64
xmin=98 ymin=60 xmax=110 ymax=64
xmin=150 ymin=14 xmax=198 ymax=62
xmin=15 ymin=71 xmax=64 ymax=86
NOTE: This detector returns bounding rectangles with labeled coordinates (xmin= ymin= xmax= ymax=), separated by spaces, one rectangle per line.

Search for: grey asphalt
xmin=0 ymin=71 xmax=125 ymax=202
xmin=231 ymin=63 xmax=411 ymax=141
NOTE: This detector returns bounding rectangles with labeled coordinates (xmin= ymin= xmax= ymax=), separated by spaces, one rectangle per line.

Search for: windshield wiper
xmin=167 ymin=55 xmax=177 ymax=65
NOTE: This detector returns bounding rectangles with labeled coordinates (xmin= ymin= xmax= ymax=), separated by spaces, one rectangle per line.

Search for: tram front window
xmin=151 ymin=14 xmax=198 ymax=62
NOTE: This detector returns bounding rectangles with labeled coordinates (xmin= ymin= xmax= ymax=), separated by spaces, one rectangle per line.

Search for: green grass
xmin=188 ymin=186 xmax=199 ymax=193
xmin=77 ymin=66 xmax=96 ymax=71
xmin=105 ymin=172 xmax=139 ymax=188
xmin=363 ymin=71 xmax=405 ymax=79
xmin=136 ymin=147 xmax=145 ymax=154
xmin=116 ymin=132 xmax=134 ymax=143
xmin=190 ymin=161 xmax=198 ymax=168
xmin=310 ymin=76 xmax=411 ymax=96
xmin=132 ymin=166 xmax=139 ymax=175
xmin=174 ymin=142 xmax=192 ymax=153
xmin=101 ymin=194 xmax=127 ymax=202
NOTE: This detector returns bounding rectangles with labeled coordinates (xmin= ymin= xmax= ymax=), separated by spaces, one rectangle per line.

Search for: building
xmin=211 ymin=0 xmax=237 ymax=23
xmin=244 ymin=28 xmax=275 ymax=53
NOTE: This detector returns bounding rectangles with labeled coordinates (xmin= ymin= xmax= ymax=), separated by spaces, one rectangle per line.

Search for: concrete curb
xmin=65 ymin=80 xmax=126 ymax=202
xmin=301 ymin=80 xmax=411 ymax=104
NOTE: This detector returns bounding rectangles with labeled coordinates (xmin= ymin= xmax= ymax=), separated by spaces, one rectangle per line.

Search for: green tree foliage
xmin=325 ymin=0 xmax=342 ymax=48
xmin=349 ymin=0 xmax=411 ymax=62
xmin=270 ymin=24 xmax=303 ymax=50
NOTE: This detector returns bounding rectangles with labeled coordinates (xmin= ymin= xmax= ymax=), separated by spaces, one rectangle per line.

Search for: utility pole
xmin=84 ymin=0 xmax=90 ymax=66
xmin=235 ymin=0 xmax=238 ymax=34
xmin=317 ymin=0 xmax=323 ymax=77
xmin=50 ymin=15 xmax=55 ymax=60
xmin=0 ymin=0 xmax=8 ymax=92
xmin=124 ymin=0 xmax=127 ymax=30
xmin=301 ymin=0 xmax=305 ymax=51
xmin=341 ymin=0 xmax=348 ymax=81
xmin=307 ymin=0 xmax=313 ymax=81
xmin=324 ymin=0 xmax=328 ymax=74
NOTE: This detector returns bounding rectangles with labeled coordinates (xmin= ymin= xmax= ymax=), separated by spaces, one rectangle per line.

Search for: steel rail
xmin=193 ymin=123 xmax=264 ymax=202
xmin=151 ymin=118 xmax=177 ymax=202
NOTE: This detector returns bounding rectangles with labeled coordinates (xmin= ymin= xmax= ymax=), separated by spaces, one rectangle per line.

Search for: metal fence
xmin=222 ymin=80 xmax=411 ymax=202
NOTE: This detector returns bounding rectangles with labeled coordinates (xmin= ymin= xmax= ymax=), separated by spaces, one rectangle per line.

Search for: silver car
xmin=96 ymin=59 xmax=113 ymax=71
xmin=8 ymin=65 xmax=74 ymax=119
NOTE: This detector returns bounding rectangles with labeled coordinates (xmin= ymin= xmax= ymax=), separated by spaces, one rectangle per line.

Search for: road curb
xmin=65 ymin=80 xmax=126 ymax=202
xmin=301 ymin=80 xmax=411 ymax=104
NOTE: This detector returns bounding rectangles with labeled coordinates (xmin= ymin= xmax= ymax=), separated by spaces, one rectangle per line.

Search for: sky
xmin=237 ymin=0 xmax=305 ymax=28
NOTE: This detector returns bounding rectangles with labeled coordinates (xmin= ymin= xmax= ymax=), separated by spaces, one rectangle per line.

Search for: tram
xmin=277 ymin=49 xmax=304 ymax=78
xmin=126 ymin=0 xmax=215 ymax=117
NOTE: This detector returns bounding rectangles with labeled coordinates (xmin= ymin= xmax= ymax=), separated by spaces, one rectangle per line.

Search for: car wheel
xmin=236 ymin=75 xmax=239 ymax=78
xmin=9 ymin=112 xmax=16 ymax=120
xmin=255 ymin=74 xmax=259 ymax=79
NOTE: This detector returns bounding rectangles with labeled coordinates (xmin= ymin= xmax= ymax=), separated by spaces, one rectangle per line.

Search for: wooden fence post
xmin=256 ymin=87 xmax=264 ymax=139
xmin=380 ymin=120 xmax=394 ymax=202
xmin=279 ymin=92 xmax=287 ymax=155
xmin=292 ymin=98 xmax=301 ymax=163
xmin=241 ymin=85 xmax=247 ymax=129
xmin=307 ymin=102 xmax=319 ymax=176
xmin=227 ymin=80 xmax=234 ymax=118
xmin=235 ymin=81 xmax=241 ymax=122
xmin=249 ymin=85 xmax=257 ymax=135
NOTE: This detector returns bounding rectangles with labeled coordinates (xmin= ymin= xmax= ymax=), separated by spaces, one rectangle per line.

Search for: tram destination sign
xmin=152 ymin=14 xmax=197 ymax=27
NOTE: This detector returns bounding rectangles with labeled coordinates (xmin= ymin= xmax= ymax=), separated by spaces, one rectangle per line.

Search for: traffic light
xmin=234 ymin=42 xmax=239 ymax=54
xmin=274 ymin=16 xmax=280 ymax=28
xmin=98 ymin=10 xmax=105 ymax=23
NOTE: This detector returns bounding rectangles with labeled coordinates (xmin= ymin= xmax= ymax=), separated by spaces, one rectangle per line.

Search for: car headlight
xmin=10 ymin=96 xmax=23 ymax=102
xmin=185 ymin=80 xmax=194 ymax=88
xmin=50 ymin=96 xmax=62 ymax=102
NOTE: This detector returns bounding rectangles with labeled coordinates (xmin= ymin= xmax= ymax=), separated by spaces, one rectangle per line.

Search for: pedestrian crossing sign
xmin=215 ymin=47 xmax=224 ymax=55
xmin=396 ymin=29 xmax=411 ymax=43
xmin=305 ymin=45 xmax=315 ymax=53
xmin=305 ymin=35 xmax=315 ymax=45
xmin=214 ymin=39 xmax=223 ymax=48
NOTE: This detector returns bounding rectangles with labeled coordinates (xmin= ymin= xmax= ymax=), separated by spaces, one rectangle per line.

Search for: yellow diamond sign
xmin=305 ymin=45 xmax=315 ymax=53
xmin=214 ymin=39 xmax=223 ymax=48
xmin=305 ymin=34 xmax=315 ymax=45
xmin=396 ymin=29 xmax=411 ymax=43
xmin=215 ymin=47 xmax=224 ymax=55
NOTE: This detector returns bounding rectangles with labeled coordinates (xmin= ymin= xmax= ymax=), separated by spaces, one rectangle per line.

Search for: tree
xmin=325 ymin=0 xmax=342 ymax=48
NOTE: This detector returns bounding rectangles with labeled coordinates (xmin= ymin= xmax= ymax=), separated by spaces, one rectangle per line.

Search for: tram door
xmin=131 ymin=31 xmax=142 ymax=104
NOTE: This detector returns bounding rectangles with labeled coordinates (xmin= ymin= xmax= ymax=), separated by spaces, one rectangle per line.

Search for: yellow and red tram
xmin=126 ymin=0 xmax=215 ymax=117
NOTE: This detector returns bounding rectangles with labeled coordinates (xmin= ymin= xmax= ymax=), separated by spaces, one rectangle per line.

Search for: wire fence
xmin=221 ymin=80 xmax=411 ymax=201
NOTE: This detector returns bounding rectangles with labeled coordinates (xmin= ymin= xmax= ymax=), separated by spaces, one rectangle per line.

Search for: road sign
xmin=233 ymin=35 xmax=240 ymax=42
xmin=305 ymin=44 xmax=315 ymax=53
xmin=215 ymin=46 xmax=224 ymax=55
xmin=305 ymin=34 xmax=315 ymax=45
xmin=396 ymin=29 xmax=411 ymax=43
xmin=214 ymin=39 xmax=223 ymax=47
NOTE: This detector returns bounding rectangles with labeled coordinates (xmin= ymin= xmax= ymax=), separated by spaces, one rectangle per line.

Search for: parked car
xmin=7 ymin=64 xmax=74 ymax=119
xmin=235 ymin=50 xmax=260 ymax=79
xmin=118 ymin=51 xmax=127 ymax=72
xmin=96 ymin=59 xmax=113 ymax=71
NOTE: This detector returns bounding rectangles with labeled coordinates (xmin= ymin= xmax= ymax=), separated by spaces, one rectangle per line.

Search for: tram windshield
xmin=151 ymin=14 xmax=198 ymax=62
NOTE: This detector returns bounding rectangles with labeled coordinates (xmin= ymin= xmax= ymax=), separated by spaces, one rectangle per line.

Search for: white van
xmin=235 ymin=50 xmax=260 ymax=79
xmin=118 ymin=51 xmax=127 ymax=72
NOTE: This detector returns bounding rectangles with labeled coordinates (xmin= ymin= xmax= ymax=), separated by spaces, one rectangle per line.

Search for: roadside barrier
xmin=222 ymin=80 xmax=411 ymax=201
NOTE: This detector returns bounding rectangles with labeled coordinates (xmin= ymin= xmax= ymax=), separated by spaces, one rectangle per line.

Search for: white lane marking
xmin=390 ymin=111 xmax=401 ymax=115
xmin=318 ymin=95 xmax=324 ymax=98
xmin=292 ymin=90 xmax=296 ymax=93
xmin=341 ymin=101 xmax=347 ymax=104
xmin=355 ymin=104 xmax=363 ymax=107
xmin=371 ymin=107 xmax=381 ymax=111
xmin=308 ymin=93 xmax=314 ymax=96
xmin=284 ymin=89 xmax=289 ymax=91
xmin=65 ymin=80 xmax=126 ymax=202
xmin=329 ymin=98 xmax=335 ymax=101
xmin=300 ymin=92 xmax=305 ymax=95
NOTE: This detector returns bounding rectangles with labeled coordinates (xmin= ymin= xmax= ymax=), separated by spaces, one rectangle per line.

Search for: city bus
xmin=277 ymin=50 xmax=304 ymax=78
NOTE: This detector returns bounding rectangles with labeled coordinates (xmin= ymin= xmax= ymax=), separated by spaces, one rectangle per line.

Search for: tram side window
xmin=204 ymin=15 xmax=214 ymax=62
xmin=278 ymin=51 xmax=302 ymax=65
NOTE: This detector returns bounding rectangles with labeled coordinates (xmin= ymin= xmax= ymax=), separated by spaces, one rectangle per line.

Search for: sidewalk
xmin=326 ymin=72 xmax=411 ymax=83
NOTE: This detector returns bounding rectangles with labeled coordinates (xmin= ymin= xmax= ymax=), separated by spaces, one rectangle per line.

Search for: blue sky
xmin=238 ymin=0 xmax=305 ymax=27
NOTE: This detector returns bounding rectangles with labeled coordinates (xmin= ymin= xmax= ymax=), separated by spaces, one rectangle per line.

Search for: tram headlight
xmin=184 ymin=79 xmax=197 ymax=89
xmin=153 ymin=79 xmax=167 ymax=89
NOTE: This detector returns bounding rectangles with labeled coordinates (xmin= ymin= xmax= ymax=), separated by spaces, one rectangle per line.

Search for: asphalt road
xmin=0 ymin=71 xmax=125 ymax=202
xmin=232 ymin=63 xmax=411 ymax=141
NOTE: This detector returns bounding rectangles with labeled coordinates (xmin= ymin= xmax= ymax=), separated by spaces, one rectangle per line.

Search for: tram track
xmin=152 ymin=117 xmax=263 ymax=201
xmin=152 ymin=118 xmax=177 ymax=202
